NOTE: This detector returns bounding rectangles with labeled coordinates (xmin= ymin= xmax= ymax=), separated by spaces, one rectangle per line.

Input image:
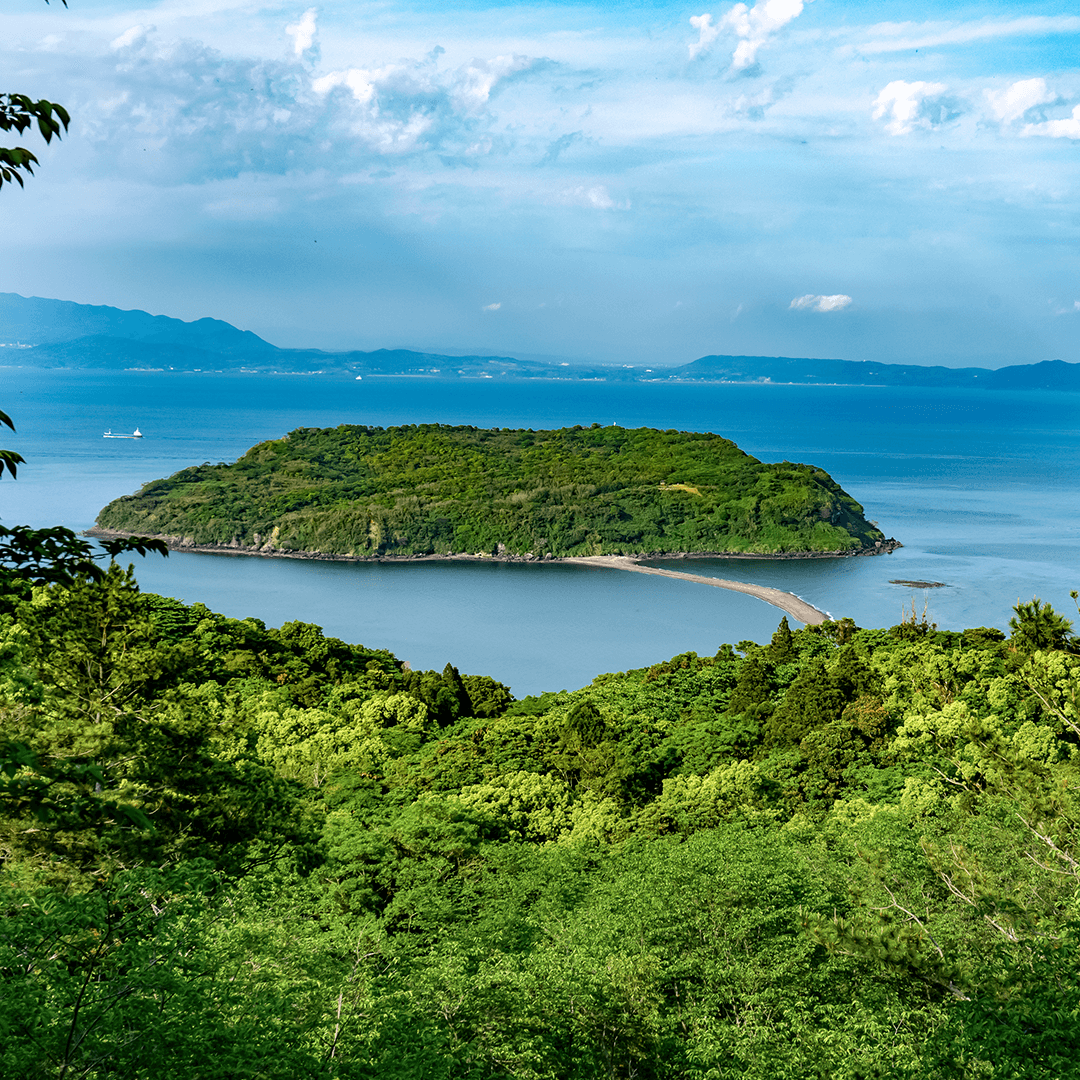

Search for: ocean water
xmin=1 ymin=368 xmax=1078 ymax=694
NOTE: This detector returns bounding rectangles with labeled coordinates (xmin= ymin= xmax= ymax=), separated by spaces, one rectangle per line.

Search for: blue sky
xmin=3 ymin=0 xmax=1079 ymax=365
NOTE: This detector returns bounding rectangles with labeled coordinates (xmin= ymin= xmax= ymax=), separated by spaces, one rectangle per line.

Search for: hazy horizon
xmin=5 ymin=287 xmax=1077 ymax=371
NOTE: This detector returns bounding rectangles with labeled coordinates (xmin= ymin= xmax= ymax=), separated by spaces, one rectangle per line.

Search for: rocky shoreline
xmin=86 ymin=529 xmax=901 ymax=564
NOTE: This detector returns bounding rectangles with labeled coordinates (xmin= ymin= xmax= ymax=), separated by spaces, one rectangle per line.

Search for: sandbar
xmin=565 ymin=555 xmax=828 ymax=625
xmin=90 ymin=529 xmax=834 ymax=624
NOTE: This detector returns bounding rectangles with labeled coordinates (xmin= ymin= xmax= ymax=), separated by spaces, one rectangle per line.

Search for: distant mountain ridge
xmin=0 ymin=293 xmax=551 ymax=377
xmin=0 ymin=292 xmax=276 ymax=356
xmin=678 ymin=354 xmax=1080 ymax=390
xmin=1 ymin=292 xmax=1077 ymax=389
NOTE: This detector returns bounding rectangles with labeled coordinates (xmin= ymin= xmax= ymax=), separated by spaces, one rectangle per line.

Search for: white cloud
xmin=312 ymin=65 xmax=438 ymax=149
xmin=310 ymin=52 xmax=538 ymax=155
xmin=482 ymin=302 xmax=501 ymax=311
xmin=454 ymin=55 xmax=535 ymax=111
xmin=689 ymin=1 xmax=807 ymax=67
xmin=311 ymin=55 xmax=536 ymax=114
xmin=312 ymin=67 xmax=380 ymax=105
xmin=75 ymin=32 xmax=333 ymax=181
xmin=1025 ymin=105 xmax=1080 ymax=140
xmin=872 ymin=80 xmax=950 ymax=136
xmin=859 ymin=15 xmax=1080 ymax=55
xmin=985 ymin=78 xmax=1056 ymax=124
xmin=110 ymin=25 xmax=151 ymax=51
xmin=688 ymin=14 xmax=722 ymax=60
xmin=560 ymin=184 xmax=626 ymax=210
xmin=71 ymin=26 xmax=551 ymax=181
xmin=790 ymin=294 xmax=852 ymax=312
xmin=722 ymin=0 xmax=809 ymax=70
xmin=286 ymin=9 xmax=318 ymax=59
xmin=731 ymin=85 xmax=779 ymax=121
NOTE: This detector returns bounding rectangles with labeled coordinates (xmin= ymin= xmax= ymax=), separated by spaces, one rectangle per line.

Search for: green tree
xmin=766 ymin=615 xmax=796 ymax=662
xmin=1008 ymin=596 xmax=1075 ymax=654
xmin=460 ymin=673 xmax=514 ymax=718
xmin=726 ymin=651 xmax=774 ymax=720
xmin=763 ymin=658 xmax=845 ymax=749
xmin=3 ymin=567 xmax=314 ymax=880
xmin=0 ymin=92 xmax=69 ymax=192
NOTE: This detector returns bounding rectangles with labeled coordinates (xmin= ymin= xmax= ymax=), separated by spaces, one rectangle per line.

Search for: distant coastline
xmin=8 ymin=363 xmax=1056 ymax=391
xmin=3 ymin=292 xmax=1078 ymax=389
xmin=6 ymin=358 xmax=1079 ymax=392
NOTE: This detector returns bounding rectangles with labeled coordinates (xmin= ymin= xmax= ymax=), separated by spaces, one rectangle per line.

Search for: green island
xmin=3 ymin=559 xmax=1080 ymax=1079
xmin=93 ymin=423 xmax=895 ymax=558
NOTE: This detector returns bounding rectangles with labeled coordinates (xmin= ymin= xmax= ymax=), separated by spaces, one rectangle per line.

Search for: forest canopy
xmin=94 ymin=423 xmax=893 ymax=558
xmin=3 ymin=567 xmax=1080 ymax=1079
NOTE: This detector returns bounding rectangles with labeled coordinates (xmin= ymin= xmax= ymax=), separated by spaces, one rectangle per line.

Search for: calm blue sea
xmin=2 ymin=368 xmax=1078 ymax=694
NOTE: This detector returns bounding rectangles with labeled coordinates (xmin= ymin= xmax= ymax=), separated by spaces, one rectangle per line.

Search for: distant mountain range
xmin=675 ymin=354 xmax=1080 ymax=390
xmin=2 ymin=292 xmax=1078 ymax=389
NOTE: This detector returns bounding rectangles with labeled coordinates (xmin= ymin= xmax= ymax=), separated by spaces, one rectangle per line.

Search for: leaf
xmin=0 ymin=92 xmax=69 ymax=190
xmin=0 ymin=449 xmax=26 ymax=478
xmin=100 ymin=536 xmax=171 ymax=559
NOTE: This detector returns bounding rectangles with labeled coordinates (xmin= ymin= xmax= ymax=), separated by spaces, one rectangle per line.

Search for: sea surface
xmin=2 ymin=368 xmax=1078 ymax=695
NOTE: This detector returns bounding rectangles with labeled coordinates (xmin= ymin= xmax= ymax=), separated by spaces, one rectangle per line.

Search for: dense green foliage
xmin=0 ymin=92 xmax=70 ymax=191
xmin=95 ymin=424 xmax=888 ymax=557
xmin=4 ymin=563 xmax=1080 ymax=1078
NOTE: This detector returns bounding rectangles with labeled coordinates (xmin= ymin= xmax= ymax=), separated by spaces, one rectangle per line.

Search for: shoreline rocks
xmin=85 ymin=528 xmax=902 ymax=564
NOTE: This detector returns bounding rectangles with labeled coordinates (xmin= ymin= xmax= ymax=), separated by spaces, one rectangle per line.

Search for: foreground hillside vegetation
xmin=3 ymin=560 xmax=1079 ymax=1079
xmin=95 ymin=424 xmax=891 ymax=557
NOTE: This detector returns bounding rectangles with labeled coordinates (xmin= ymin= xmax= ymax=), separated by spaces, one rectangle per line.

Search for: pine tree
xmin=767 ymin=616 xmax=796 ymax=663
xmin=1009 ymin=597 xmax=1075 ymax=654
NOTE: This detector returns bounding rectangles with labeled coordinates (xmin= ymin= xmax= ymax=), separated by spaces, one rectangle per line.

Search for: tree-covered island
xmin=93 ymin=423 xmax=897 ymax=559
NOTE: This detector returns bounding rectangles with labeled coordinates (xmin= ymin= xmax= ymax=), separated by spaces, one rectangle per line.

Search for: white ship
xmin=104 ymin=428 xmax=143 ymax=439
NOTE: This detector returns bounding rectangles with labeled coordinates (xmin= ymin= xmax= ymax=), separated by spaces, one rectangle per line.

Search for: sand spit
xmin=88 ymin=530 xmax=861 ymax=624
xmin=565 ymin=556 xmax=828 ymax=625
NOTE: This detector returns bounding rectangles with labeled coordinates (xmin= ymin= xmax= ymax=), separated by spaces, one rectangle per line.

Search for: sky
xmin=2 ymin=0 xmax=1079 ymax=366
